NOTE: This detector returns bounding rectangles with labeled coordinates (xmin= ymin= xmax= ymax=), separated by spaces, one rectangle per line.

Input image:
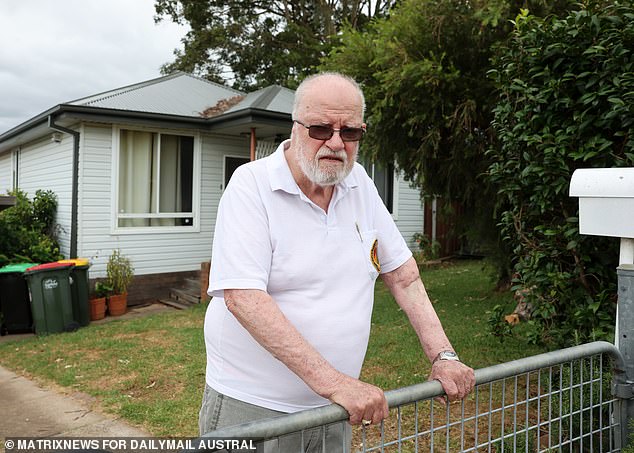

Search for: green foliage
xmin=93 ymin=281 xmax=113 ymax=299
xmin=324 ymin=0 xmax=575 ymax=275
xmin=0 ymin=189 xmax=62 ymax=266
xmin=326 ymin=0 xmax=501 ymax=198
xmin=487 ymin=3 xmax=634 ymax=346
xmin=625 ymin=418 xmax=634 ymax=453
xmin=412 ymin=232 xmax=441 ymax=261
xmin=487 ymin=304 xmax=515 ymax=341
xmin=31 ymin=189 xmax=58 ymax=235
xmin=154 ymin=0 xmax=395 ymax=89
xmin=106 ymin=249 xmax=134 ymax=295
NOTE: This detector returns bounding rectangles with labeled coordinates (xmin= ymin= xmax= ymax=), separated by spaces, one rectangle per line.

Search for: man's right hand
xmin=323 ymin=374 xmax=389 ymax=426
xmin=226 ymin=290 xmax=389 ymax=425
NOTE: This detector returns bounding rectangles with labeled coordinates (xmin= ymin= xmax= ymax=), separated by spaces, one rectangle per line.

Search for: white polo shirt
xmin=204 ymin=141 xmax=412 ymax=412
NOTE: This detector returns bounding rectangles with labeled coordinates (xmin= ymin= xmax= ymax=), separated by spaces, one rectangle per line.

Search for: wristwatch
xmin=433 ymin=350 xmax=460 ymax=364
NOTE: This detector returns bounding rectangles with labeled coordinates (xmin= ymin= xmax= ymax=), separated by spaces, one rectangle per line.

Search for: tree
xmin=323 ymin=0 xmax=574 ymax=273
xmin=487 ymin=3 xmax=634 ymax=346
xmin=154 ymin=0 xmax=396 ymax=90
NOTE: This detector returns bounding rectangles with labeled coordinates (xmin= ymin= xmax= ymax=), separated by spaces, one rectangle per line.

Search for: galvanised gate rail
xmin=193 ymin=341 xmax=629 ymax=452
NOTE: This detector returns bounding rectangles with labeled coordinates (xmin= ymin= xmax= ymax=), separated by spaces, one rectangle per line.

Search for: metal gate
xmin=195 ymin=341 xmax=628 ymax=452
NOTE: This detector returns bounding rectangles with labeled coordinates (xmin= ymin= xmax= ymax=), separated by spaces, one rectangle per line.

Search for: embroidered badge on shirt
xmin=370 ymin=239 xmax=381 ymax=273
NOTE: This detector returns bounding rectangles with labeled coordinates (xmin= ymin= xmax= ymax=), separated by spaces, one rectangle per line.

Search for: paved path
xmin=0 ymin=365 xmax=150 ymax=439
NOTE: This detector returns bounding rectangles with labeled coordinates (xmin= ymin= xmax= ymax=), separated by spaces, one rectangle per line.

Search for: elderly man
xmin=200 ymin=72 xmax=475 ymax=451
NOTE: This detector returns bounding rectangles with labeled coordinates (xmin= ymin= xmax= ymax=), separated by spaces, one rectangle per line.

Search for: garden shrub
xmin=487 ymin=4 xmax=634 ymax=346
xmin=0 ymin=189 xmax=62 ymax=266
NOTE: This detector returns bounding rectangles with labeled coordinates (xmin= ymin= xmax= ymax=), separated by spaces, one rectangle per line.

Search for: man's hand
xmin=430 ymin=360 xmax=475 ymax=402
xmin=323 ymin=374 xmax=389 ymax=426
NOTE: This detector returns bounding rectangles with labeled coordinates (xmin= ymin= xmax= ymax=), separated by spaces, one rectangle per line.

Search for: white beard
xmin=297 ymin=144 xmax=357 ymax=186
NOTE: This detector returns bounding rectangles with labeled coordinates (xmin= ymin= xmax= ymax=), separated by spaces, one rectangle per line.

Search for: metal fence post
xmin=615 ymin=264 xmax=634 ymax=448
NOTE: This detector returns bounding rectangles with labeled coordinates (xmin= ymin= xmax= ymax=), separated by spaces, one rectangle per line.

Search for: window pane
xmin=118 ymin=130 xmax=156 ymax=227
xmin=360 ymin=158 xmax=394 ymax=214
xmin=178 ymin=136 xmax=194 ymax=214
xmin=118 ymin=130 xmax=195 ymax=228
xmin=374 ymin=164 xmax=394 ymax=213
xmin=159 ymin=135 xmax=193 ymax=213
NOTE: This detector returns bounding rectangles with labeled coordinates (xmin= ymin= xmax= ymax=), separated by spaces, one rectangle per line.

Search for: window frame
xmin=111 ymin=125 xmax=202 ymax=234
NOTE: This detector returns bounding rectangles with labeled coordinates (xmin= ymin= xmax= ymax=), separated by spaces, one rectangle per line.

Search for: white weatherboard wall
xmin=79 ymin=124 xmax=115 ymax=273
xmin=393 ymin=173 xmax=424 ymax=250
xmin=0 ymin=152 xmax=11 ymax=192
xmin=79 ymin=123 xmax=249 ymax=278
xmin=201 ymin=133 xmax=250 ymax=246
xmin=15 ymin=133 xmax=74 ymax=256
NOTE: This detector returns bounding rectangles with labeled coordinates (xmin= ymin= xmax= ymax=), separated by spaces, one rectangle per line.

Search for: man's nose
xmin=324 ymin=130 xmax=345 ymax=150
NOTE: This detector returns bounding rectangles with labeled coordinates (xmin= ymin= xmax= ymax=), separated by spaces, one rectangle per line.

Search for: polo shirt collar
xmin=267 ymin=140 xmax=359 ymax=196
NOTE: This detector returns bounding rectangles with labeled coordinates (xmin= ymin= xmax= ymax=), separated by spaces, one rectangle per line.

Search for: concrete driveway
xmin=0 ymin=365 xmax=149 ymax=439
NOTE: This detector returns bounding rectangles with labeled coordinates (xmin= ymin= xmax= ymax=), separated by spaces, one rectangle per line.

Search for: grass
xmin=0 ymin=307 xmax=207 ymax=436
xmin=362 ymin=259 xmax=546 ymax=390
xmin=0 ymin=259 xmax=546 ymax=437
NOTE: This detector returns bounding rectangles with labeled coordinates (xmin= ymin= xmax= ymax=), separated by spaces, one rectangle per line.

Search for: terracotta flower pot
xmin=90 ymin=297 xmax=107 ymax=321
xmin=108 ymin=293 xmax=128 ymax=316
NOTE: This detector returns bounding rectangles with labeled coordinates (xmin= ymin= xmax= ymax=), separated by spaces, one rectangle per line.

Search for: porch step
xmin=182 ymin=278 xmax=200 ymax=292
xmin=158 ymin=298 xmax=193 ymax=310
xmin=170 ymin=287 xmax=201 ymax=305
xmin=158 ymin=281 xmax=202 ymax=310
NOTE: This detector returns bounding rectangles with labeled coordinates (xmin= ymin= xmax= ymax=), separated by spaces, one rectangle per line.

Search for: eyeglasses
xmin=294 ymin=120 xmax=365 ymax=142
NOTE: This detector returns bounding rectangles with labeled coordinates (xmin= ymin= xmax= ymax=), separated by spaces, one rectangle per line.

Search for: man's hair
xmin=292 ymin=72 xmax=366 ymax=120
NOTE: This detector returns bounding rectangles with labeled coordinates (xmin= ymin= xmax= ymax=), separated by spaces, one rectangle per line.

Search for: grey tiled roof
xmin=0 ymin=72 xmax=295 ymax=150
xmin=226 ymin=85 xmax=294 ymax=115
xmin=69 ymin=71 xmax=245 ymax=118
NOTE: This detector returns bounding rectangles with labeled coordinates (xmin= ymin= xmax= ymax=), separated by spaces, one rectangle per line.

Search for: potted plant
xmin=90 ymin=281 xmax=112 ymax=321
xmin=106 ymin=249 xmax=134 ymax=316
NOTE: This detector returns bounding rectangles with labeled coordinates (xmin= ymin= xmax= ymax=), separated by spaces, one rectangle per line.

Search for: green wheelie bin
xmin=58 ymin=258 xmax=91 ymax=327
xmin=24 ymin=262 xmax=78 ymax=335
xmin=0 ymin=263 xmax=38 ymax=335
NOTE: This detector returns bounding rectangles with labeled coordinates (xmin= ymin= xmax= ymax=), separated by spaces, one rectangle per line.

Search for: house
xmin=0 ymin=72 xmax=424 ymax=305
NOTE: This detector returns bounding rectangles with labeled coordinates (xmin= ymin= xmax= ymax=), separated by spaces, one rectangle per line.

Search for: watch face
xmin=439 ymin=351 xmax=459 ymax=361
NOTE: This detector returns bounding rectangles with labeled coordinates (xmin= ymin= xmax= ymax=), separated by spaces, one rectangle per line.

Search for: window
xmin=115 ymin=128 xmax=198 ymax=229
xmin=363 ymin=160 xmax=395 ymax=214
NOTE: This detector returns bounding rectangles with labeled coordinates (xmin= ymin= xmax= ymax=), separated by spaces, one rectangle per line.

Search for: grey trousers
xmin=199 ymin=384 xmax=351 ymax=453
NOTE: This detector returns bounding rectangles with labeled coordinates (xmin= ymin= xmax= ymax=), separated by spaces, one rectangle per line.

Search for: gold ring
xmin=362 ymin=419 xmax=371 ymax=427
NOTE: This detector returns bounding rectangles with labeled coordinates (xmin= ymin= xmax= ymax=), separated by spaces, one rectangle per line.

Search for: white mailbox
xmin=569 ymin=168 xmax=634 ymax=239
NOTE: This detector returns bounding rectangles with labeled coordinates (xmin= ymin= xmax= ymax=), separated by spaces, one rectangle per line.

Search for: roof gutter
xmin=48 ymin=115 xmax=79 ymax=259
xmin=1 ymin=105 xmax=290 ymax=150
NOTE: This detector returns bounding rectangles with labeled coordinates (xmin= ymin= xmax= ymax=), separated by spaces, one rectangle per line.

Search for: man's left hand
xmin=430 ymin=360 xmax=475 ymax=402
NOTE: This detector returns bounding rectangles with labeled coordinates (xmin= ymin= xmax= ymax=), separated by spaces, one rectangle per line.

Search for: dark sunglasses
xmin=294 ymin=120 xmax=365 ymax=142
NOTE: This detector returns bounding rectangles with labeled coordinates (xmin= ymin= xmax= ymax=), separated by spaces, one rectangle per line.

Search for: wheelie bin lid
xmin=0 ymin=263 xmax=38 ymax=274
xmin=24 ymin=262 xmax=74 ymax=275
xmin=58 ymin=258 xmax=90 ymax=268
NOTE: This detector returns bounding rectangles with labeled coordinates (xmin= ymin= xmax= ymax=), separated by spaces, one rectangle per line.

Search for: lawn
xmin=0 ymin=259 xmax=545 ymax=437
xmin=362 ymin=259 xmax=546 ymax=390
